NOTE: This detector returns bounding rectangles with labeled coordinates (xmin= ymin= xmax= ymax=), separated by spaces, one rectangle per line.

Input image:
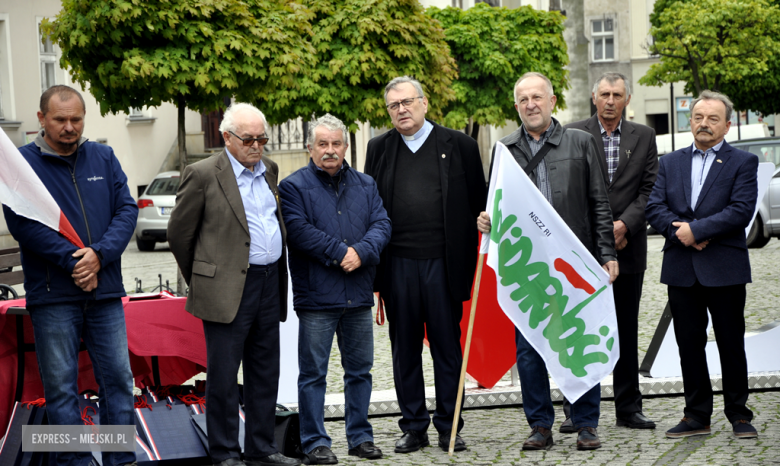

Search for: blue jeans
xmin=515 ymin=328 xmax=600 ymax=430
xmin=297 ymin=307 xmax=374 ymax=453
xmin=28 ymin=298 xmax=136 ymax=466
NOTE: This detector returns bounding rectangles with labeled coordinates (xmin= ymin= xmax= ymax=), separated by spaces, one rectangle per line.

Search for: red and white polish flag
xmin=478 ymin=142 xmax=619 ymax=403
xmin=0 ymin=128 xmax=84 ymax=249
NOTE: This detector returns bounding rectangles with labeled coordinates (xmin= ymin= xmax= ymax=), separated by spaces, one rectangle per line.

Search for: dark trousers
xmin=385 ymin=255 xmax=465 ymax=434
xmin=203 ymin=263 xmax=281 ymax=462
xmin=668 ymin=282 xmax=753 ymax=425
xmin=562 ymin=272 xmax=643 ymax=419
xmin=612 ymin=271 xmax=644 ymax=417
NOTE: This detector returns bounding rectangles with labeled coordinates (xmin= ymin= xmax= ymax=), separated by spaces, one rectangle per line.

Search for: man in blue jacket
xmin=279 ymin=114 xmax=391 ymax=465
xmin=646 ymin=90 xmax=758 ymax=440
xmin=2 ymin=85 xmax=138 ymax=466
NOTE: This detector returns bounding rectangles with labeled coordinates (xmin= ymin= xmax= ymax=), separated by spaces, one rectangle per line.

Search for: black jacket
xmin=566 ymin=115 xmax=658 ymax=274
xmin=364 ymin=121 xmax=487 ymax=302
xmin=497 ymin=118 xmax=616 ymax=264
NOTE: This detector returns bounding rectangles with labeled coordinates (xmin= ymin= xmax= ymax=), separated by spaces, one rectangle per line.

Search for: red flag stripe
xmin=58 ymin=211 xmax=85 ymax=249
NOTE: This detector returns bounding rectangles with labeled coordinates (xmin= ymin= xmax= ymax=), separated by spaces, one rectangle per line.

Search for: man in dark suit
xmin=646 ymin=90 xmax=758 ymax=439
xmin=364 ymin=76 xmax=487 ymax=453
xmin=168 ymin=103 xmax=299 ymax=466
xmin=564 ymin=72 xmax=659 ymax=431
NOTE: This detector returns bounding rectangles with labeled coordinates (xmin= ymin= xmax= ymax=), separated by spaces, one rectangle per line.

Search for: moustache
xmin=322 ymin=154 xmax=339 ymax=161
xmin=697 ymin=127 xmax=713 ymax=135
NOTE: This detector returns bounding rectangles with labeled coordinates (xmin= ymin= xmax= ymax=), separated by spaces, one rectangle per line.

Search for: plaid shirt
xmin=598 ymin=118 xmax=622 ymax=182
xmin=522 ymin=121 xmax=555 ymax=203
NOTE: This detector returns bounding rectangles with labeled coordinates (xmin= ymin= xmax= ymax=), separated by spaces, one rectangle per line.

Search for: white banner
xmin=481 ymin=142 xmax=619 ymax=402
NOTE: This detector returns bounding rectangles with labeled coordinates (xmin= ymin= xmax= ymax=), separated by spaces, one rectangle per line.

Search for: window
xmin=0 ymin=14 xmax=14 ymax=122
xmin=592 ymin=18 xmax=614 ymax=62
xmin=126 ymin=106 xmax=156 ymax=125
xmin=146 ymin=176 xmax=181 ymax=196
xmin=38 ymin=21 xmax=59 ymax=94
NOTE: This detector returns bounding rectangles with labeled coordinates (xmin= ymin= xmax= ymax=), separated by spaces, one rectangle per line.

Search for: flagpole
xmin=449 ymin=251 xmax=486 ymax=456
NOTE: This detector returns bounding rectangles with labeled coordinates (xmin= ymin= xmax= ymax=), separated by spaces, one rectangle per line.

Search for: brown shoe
xmin=522 ymin=426 xmax=553 ymax=450
xmin=576 ymin=427 xmax=601 ymax=450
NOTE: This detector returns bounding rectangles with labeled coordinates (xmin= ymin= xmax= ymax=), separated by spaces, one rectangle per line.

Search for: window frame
xmin=590 ymin=17 xmax=616 ymax=63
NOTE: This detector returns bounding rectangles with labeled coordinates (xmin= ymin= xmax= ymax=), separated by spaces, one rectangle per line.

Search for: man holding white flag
xmin=1 ymin=85 xmax=138 ymax=466
xmin=477 ymin=72 xmax=618 ymax=451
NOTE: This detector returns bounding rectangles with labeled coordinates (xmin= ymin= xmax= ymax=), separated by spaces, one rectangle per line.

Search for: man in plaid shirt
xmin=565 ymin=72 xmax=659 ymax=432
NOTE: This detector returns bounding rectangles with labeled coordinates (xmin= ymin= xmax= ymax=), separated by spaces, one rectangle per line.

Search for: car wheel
xmin=136 ymin=237 xmax=157 ymax=252
xmin=747 ymin=214 xmax=770 ymax=248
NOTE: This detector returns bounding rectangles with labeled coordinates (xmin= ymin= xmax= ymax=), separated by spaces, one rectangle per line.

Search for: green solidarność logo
xmin=490 ymin=189 xmax=614 ymax=377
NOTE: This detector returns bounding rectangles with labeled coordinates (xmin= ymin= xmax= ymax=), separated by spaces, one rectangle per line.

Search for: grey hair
xmin=514 ymin=72 xmax=555 ymax=103
xmin=307 ymin=113 xmax=349 ymax=147
xmin=384 ymin=76 xmax=426 ymax=102
xmin=690 ymin=90 xmax=734 ymax=122
xmin=219 ymin=102 xmax=268 ymax=134
xmin=592 ymin=72 xmax=631 ymax=97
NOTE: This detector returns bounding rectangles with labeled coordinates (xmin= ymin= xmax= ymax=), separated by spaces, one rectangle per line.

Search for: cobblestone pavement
xmin=122 ymin=235 xmax=780 ymax=465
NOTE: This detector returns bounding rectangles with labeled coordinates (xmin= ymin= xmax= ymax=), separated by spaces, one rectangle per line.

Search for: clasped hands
xmin=672 ymin=221 xmax=709 ymax=251
xmin=341 ymin=247 xmax=362 ymax=273
xmin=72 ymin=247 xmax=101 ymax=292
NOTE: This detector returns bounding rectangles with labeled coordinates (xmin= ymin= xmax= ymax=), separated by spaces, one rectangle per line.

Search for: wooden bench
xmin=0 ymin=246 xmax=23 ymax=300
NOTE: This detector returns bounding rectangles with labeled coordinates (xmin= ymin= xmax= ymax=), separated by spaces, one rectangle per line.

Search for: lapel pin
xmin=442 ymin=154 xmax=446 ymax=158
xmin=716 ymin=159 xmax=722 ymax=163
xmin=626 ymin=150 xmax=631 ymax=158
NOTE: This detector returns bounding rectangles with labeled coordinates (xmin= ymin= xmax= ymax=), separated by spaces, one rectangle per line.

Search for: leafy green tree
xmin=264 ymin=0 xmax=457 ymax=166
xmin=428 ymin=3 xmax=569 ymax=140
xmin=43 ymin=0 xmax=316 ymax=169
xmin=640 ymin=0 xmax=780 ymax=115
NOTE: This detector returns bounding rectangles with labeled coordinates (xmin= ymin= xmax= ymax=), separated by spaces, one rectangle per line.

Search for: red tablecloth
xmin=0 ymin=294 xmax=206 ymax=432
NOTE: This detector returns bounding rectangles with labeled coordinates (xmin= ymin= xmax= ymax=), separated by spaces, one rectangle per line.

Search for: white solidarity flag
xmin=480 ymin=142 xmax=619 ymax=402
xmin=0 ymin=128 xmax=84 ymax=248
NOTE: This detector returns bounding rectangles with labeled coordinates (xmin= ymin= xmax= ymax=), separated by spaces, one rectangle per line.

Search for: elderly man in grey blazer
xmin=168 ymin=103 xmax=298 ymax=466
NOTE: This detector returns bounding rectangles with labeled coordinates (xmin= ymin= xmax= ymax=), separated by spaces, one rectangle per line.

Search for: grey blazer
xmin=168 ymin=151 xmax=288 ymax=323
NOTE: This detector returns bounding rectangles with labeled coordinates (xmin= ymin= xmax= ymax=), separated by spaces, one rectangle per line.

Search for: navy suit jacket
xmin=646 ymin=141 xmax=758 ymax=287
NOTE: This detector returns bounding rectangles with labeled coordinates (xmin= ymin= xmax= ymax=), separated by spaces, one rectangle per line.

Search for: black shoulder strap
xmin=524 ymin=142 xmax=554 ymax=176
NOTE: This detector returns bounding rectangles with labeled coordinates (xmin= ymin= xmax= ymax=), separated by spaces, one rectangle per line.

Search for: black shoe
xmin=665 ymin=417 xmax=711 ymax=439
xmin=576 ymin=427 xmax=601 ymax=450
xmin=348 ymin=441 xmax=383 ymax=459
xmin=247 ymin=453 xmax=302 ymax=465
xmin=732 ymin=419 xmax=758 ymax=439
xmin=559 ymin=417 xmax=575 ymax=434
xmin=522 ymin=426 xmax=553 ymax=450
xmin=438 ymin=431 xmax=467 ymax=452
xmin=394 ymin=430 xmax=429 ymax=453
xmin=215 ymin=458 xmax=246 ymax=466
xmin=616 ymin=411 xmax=656 ymax=429
xmin=301 ymin=446 xmax=337 ymax=465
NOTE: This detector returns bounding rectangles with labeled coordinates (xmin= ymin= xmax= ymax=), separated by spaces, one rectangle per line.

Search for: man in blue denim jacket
xmin=2 ymin=85 xmax=138 ymax=466
xmin=278 ymin=114 xmax=391 ymax=465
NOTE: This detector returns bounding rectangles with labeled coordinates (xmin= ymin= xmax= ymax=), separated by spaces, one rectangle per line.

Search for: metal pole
xmin=670 ymin=83 xmax=675 ymax=152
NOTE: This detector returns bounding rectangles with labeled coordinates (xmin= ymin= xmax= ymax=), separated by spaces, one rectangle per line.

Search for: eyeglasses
xmin=229 ymin=131 xmax=269 ymax=147
xmin=386 ymin=96 xmax=423 ymax=112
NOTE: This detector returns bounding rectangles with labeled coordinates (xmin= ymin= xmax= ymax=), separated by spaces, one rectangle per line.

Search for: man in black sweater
xmin=364 ymin=76 xmax=487 ymax=454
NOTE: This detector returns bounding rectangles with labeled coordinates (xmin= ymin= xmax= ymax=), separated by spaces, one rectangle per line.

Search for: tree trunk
xmin=470 ymin=122 xmax=480 ymax=141
xmin=176 ymin=94 xmax=188 ymax=297
xmin=177 ymin=94 xmax=188 ymax=171
xmin=350 ymin=131 xmax=357 ymax=169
